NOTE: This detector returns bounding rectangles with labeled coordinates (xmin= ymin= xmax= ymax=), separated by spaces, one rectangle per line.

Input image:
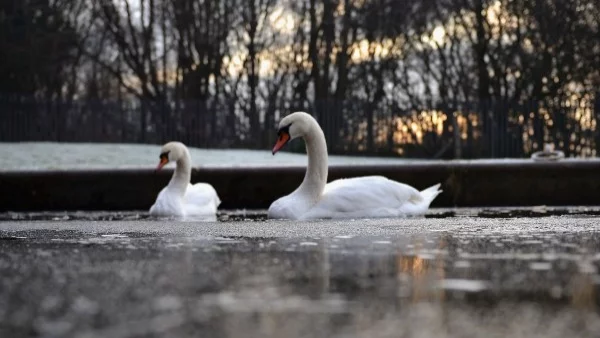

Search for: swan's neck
xmin=297 ymin=124 xmax=328 ymax=202
xmin=167 ymin=152 xmax=191 ymax=197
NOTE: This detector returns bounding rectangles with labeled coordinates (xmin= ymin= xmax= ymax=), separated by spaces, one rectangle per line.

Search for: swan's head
xmin=272 ymin=112 xmax=315 ymax=154
xmin=155 ymin=141 xmax=186 ymax=171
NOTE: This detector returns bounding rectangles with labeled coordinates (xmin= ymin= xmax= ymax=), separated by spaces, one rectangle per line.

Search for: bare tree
xmin=237 ymin=0 xmax=279 ymax=146
xmin=170 ymin=0 xmax=236 ymax=145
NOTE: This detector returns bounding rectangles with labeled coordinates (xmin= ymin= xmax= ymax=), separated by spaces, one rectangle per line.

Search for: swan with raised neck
xmin=269 ymin=112 xmax=442 ymax=220
xmin=156 ymin=141 xmax=192 ymax=197
xmin=270 ymin=112 xmax=329 ymax=216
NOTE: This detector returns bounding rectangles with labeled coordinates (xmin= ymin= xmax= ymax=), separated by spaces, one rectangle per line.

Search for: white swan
xmin=268 ymin=112 xmax=442 ymax=220
xmin=149 ymin=142 xmax=221 ymax=218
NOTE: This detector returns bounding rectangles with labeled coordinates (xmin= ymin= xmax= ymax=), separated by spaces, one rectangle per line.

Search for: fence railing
xmin=1 ymin=93 xmax=598 ymax=159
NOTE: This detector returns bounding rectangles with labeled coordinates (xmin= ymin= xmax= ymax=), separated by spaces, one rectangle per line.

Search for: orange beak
xmin=272 ymin=132 xmax=290 ymax=155
xmin=155 ymin=157 xmax=168 ymax=171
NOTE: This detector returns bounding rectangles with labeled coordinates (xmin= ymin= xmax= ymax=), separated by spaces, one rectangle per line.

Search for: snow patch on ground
xmin=0 ymin=142 xmax=414 ymax=171
xmin=2 ymin=142 xmax=595 ymax=171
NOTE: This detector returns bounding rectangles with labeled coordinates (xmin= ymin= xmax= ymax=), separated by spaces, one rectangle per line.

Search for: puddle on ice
xmin=152 ymin=296 xmax=183 ymax=312
xmin=529 ymin=262 xmax=552 ymax=270
xmin=578 ymin=261 xmax=597 ymax=274
xmin=522 ymin=240 xmax=544 ymax=245
xmin=458 ymin=252 xmax=560 ymax=260
xmin=437 ymin=279 xmax=490 ymax=292
xmin=334 ymin=235 xmax=354 ymax=239
xmin=2 ymin=213 xmax=600 ymax=338
xmin=542 ymin=253 xmax=559 ymax=261
xmin=199 ymin=291 xmax=348 ymax=314
xmin=0 ymin=236 xmax=27 ymax=240
xmin=454 ymin=260 xmax=471 ymax=268
xmin=75 ymin=235 xmax=133 ymax=245
xmin=214 ymin=237 xmax=244 ymax=244
xmin=101 ymin=234 xmax=128 ymax=238
xmin=165 ymin=243 xmax=186 ymax=249
xmin=416 ymin=253 xmax=437 ymax=260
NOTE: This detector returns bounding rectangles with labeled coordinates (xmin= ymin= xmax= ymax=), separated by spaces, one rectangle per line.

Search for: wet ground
xmin=2 ymin=206 xmax=600 ymax=222
xmin=1 ymin=208 xmax=600 ymax=337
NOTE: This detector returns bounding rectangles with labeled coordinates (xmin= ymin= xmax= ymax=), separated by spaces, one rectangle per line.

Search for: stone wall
xmin=1 ymin=160 xmax=599 ymax=211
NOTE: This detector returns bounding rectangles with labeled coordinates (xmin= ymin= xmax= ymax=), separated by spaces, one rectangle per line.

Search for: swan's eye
xmin=277 ymin=123 xmax=291 ymax=136
xmin=156 ymin=151 xmax=170 ymax=171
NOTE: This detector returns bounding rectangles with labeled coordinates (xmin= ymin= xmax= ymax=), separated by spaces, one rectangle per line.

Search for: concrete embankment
xmin=1 ymin=159 xmax=599 ymax=211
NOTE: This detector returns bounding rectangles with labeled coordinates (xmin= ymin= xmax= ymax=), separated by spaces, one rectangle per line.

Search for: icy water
xmin=2 ymin=206 xmax=600 ymax=222
xmin=1 ymin=208 xmax=600 ymax=337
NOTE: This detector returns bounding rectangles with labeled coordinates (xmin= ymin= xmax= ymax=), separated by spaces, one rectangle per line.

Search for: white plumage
xmin=268 ymin=112 xmax=441 ymax=220
xmin=150 ymin=182 xmax=220 ymax=217
xmin=149 ymin=142 xmax=221 ymax=218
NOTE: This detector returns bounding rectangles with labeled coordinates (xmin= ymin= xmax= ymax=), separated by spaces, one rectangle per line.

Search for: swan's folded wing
xmin=183 ymin=183 xmax=221 ymax=214
xmin=150 ymin=187 xmax=190 ymax=216
xmin=303 ymin=176 xmax=424 ymax=219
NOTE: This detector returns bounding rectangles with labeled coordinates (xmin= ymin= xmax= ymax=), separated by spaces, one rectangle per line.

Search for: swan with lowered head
xmin=149 ymin=142 xmax=221 ymax=217
xmin=268 ymin=112 xmax=442 ymax=220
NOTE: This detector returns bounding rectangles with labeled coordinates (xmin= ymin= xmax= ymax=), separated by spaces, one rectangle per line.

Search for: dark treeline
xmin=0 ymin=0 xmax=598 ymax=158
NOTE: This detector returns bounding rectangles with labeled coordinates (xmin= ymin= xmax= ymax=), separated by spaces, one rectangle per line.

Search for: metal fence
xmin=0 ymin=93 xmax=598 ymax=159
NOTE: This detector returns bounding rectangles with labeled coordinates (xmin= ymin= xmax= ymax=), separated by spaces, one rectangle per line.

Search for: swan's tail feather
xmin=419 ymin=183 xmax=442 ymax=206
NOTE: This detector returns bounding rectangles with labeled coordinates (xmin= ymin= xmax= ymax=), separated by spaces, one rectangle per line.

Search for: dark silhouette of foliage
xmin=0 ymin=0 xmax=598 ymax=158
